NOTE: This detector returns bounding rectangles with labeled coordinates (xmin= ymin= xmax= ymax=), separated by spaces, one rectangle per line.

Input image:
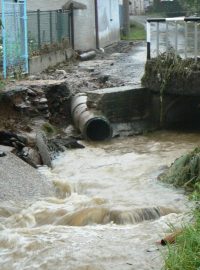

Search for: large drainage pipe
xmin=71 ymin=94 xmax=113 ymax=141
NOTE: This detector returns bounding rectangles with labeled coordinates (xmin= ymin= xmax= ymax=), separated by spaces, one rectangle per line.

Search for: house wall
xmin=73 ymin=0 xmax=96 ymax=51
xmin=98 ymin=0 xmax=120 ymax=48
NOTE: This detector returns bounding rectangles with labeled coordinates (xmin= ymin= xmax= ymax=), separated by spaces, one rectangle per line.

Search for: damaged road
xmin=34 ymin=41 xmax=146 ymax=93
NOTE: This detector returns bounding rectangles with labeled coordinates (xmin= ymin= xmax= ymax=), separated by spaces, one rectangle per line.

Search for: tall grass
xmin=164 ymin=210 xmax=200 ymax=270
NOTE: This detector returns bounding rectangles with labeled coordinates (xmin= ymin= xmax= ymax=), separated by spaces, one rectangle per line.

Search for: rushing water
xmin=0 ymin=131 xmax=200 ymax=270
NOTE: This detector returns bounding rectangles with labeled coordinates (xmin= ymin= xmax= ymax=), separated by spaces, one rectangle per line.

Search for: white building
xmin=72 ymin=0 xmax=121 ymax=50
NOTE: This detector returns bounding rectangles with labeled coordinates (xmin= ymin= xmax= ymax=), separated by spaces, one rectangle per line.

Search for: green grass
xmin=164 ymin=210 xmax=200 ymax=270
xmin=121 ymin=22 xmax=146 ymax=41
xmin=160 ymin=147 xmax=200 ymax=269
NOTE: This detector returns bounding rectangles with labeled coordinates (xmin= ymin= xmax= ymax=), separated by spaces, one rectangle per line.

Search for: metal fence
xmin=1 ymin=0 xmax=28 ymax=78
xmin=0 ymin=7 xmax=72 ymax=78
xmin=28 ymin=9 xmax=72 ymax=56
xmin=146 ymin=17 xmax=200 ymax=61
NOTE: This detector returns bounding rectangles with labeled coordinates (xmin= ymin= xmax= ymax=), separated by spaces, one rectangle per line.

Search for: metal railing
xmin=146 ymin=17 xmax=200 ymax=61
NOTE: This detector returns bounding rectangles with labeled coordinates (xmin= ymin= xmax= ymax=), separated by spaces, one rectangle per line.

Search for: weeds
xmin=164 ymin=211 xmax=200 ymax=270
xmin=160 ymin=147 xmax=200 ymax=270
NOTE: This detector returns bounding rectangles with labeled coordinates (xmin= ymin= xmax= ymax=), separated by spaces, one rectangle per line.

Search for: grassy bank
xmin=160 ymin=148 xmax=200 ymax=269
xmin=121 ymin=21 xmax=146 ymax=41
xmin=164 ymin=210 xmax=200 ymax=270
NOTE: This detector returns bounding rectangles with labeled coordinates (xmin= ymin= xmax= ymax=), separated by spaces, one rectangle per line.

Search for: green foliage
xmin=159 ymin=147 xmax=200 ymax=192
xmin=180 ymin=0 xmax=200 ymax=13
xmin=152 ymin=0 xmax=185 ymax=17
xmin=162 ymin=147 xmax=200 ymax=270
xmin=42 ymin=122 xmax=57 ymax=137
xmin=164 ymin=211 xmax=200 ymax=270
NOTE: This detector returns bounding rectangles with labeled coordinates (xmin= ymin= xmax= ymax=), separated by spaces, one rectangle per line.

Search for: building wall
xmin=98 ymin=0 xmax=120 ymax=48
xmin=73 ymin=0 xmax=96 ymax=51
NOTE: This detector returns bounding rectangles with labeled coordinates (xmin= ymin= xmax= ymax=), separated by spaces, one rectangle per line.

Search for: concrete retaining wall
xmin=29 ymin=48 xmax=74 ymax=74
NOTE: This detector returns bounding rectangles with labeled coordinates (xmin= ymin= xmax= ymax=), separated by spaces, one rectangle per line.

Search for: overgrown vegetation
xmin=147 ymin=0 xmax=185 ymax=17
xmin=142 ymin=52 xmax=200 ymax=92
xmin=164 ymin=210 xmax=200 ymax=270
xmin=160 ymin=147 xmax=200 ymax=269
xmin=121 ymin=21 xmax=145 ymax=41
xmin=159 ymin=147 xmax=200 ymax=192
xmin=142 ymin=52 xmax=200 ymax=125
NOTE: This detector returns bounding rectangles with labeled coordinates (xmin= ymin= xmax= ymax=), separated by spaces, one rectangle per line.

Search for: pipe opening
xmin=85 ymin=118 xmax=112 ymax=141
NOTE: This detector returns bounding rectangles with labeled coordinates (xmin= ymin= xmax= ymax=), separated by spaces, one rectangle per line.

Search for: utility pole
xmin=123 ymin=0 xmax=130 ymax=36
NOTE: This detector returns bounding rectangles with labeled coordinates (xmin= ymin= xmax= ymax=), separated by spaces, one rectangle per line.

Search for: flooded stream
xmin=1 ymin=131 xmax=200 ymax=270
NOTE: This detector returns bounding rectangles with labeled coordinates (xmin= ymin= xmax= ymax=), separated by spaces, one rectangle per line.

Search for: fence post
xmin=175 ymin=21 xmax=178 ymax=57
xmin=49 ymin=11 xmax=53 ymax=44
xmin=166 ymin=21 xmax=169 ymax=54
xmin=57 ymin=10 xmax=63 ymax=43
xmin=146 ymin=21 xmax=151 ymax=60
xmin=184 ymin=21 xmax=188 ymax=59
xmin=194 ymin=22 xmax=198 ymax=62
xmin=70 ymin=4 xmax=75 ymax=49
xmin=23 ymin=0 xmax=28 ymax=74
xmin=37 ymin=9 xmax=41 ymax=49
xmin=2 ymin=0 xmax=7 ymax=78
xmin=156 ymin=22 xmax=159 ymax=57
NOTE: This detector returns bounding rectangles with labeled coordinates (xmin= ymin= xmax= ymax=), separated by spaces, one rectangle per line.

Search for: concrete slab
xmin=0 ymin=152 xmax=55 ymax=202
xmin=86 ymin=85 xmax=150 ymax=123
xmin=87 ymin=84 xmax=143 ymax=95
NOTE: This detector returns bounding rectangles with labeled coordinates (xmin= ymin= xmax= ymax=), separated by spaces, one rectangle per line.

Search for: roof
xmin=27 ymin=0 xmax=72 ymax=11
xmin=62 ymin=1 xmax=87 ymax=10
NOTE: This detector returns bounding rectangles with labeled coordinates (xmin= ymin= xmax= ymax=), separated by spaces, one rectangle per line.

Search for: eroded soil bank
xmin=0 ymin=41 xmax=146 ymax=170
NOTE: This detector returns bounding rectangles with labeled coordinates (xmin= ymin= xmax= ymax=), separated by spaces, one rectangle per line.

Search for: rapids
xmin=0 ymin=131 xmax=199 ymax=270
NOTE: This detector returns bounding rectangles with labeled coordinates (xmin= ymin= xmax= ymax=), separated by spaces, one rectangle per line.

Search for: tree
xmin=178 ymin=0 xmax=200 ymax=13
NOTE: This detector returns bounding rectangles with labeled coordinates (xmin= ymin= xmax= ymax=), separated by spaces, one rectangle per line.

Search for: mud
xmin=41 ymin=41 xmax=146 ymax=94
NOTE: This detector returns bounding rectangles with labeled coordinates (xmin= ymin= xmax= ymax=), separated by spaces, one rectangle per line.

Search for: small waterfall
xmin=55 ymin=206 xmax=179 ymax=226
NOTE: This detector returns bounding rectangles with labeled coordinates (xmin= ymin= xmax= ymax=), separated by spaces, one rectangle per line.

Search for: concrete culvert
xmin=84 ymin=117 xmax=112 ymax=141
xmin=71 ymin=94 xmax=113 ymax=141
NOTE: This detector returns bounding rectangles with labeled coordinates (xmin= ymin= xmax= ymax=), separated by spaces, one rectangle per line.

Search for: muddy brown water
xmin=0 ymin=130 xmax=200 ymax=270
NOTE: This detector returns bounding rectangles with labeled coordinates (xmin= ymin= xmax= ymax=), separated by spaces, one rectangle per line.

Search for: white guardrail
xmin=146 ymin=17 xmax=200 ymax=60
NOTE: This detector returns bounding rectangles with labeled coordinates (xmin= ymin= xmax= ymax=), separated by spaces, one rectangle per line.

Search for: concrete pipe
xmin=79 ymin=51 xmax=96 ymax=61
xmin=71 ymin=94 xmax=113 ymax=141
